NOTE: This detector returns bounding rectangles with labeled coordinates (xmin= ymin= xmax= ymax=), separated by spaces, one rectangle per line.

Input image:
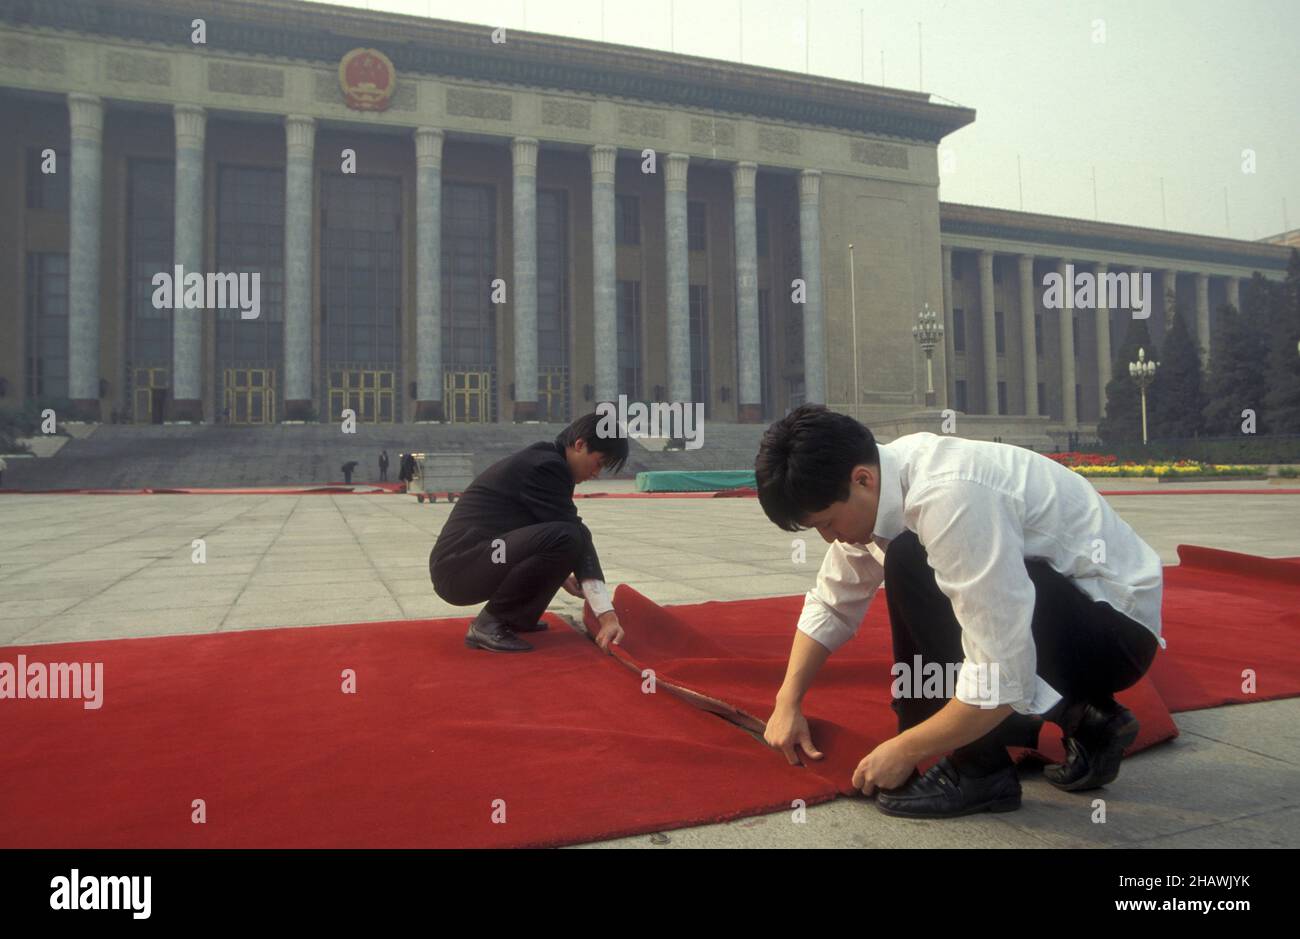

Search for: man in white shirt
xmin=755 ymin=404 xmax=1163 ymax=818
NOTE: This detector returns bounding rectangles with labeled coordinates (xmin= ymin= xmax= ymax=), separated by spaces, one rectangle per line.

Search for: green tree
xmin=1151 ymin=310 xmax=1205 ymax=438
xmin=1263 ymin=248 xmax=1300 ymax=433
xmin=1203 ymin=274 xmax=1272 ymax=435
xmin=1098 ymin=315 xmax=1154 ymax=446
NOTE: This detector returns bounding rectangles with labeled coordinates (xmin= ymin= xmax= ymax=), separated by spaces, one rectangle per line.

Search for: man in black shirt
xmin=430 ymin=412 xmax=630 ymax=653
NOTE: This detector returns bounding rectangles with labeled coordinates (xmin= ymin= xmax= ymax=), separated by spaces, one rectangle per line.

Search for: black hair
xmin=754 ymin=404 xmax=879 ymax=532
xmin=556 ymin=410 xmax=630 ymax=475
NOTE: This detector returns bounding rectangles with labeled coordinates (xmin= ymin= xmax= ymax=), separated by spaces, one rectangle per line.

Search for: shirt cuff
xmin=955 ymin=663 xmax=1063 ymax=716
xmin=795 ymin=603 xmax=856 ymax=653
xmin=581 ymin=578 xmax=614 ymax=617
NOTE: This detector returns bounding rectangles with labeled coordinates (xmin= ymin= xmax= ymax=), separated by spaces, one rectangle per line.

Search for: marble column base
xmin=513 ymin=400 xmax=540 ymax=422
xmin=169 ymin=399 xmax=203 ymax=423
xmin=737 ymin=403 xmax=764 ymax=423
xmin=415 ymin=399 xmax=446 ymax=422
xmin=283 ymin=399 xmax=314 ymax=422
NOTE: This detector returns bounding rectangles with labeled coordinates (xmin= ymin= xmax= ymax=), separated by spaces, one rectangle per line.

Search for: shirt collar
xmin=871 ymin=443 xmax=906 ymax=543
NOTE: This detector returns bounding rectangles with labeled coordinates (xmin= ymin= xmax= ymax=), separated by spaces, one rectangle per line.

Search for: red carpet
xmin=582 ymin=544 xmax=1300 ymax=795
xmin=0 ymin=615 xmax=833 ymax=848
xmin=1148 ymin=546 xmax=1300 ymax=712
xmin=3 ymin=545 xmax=1296 ymax=847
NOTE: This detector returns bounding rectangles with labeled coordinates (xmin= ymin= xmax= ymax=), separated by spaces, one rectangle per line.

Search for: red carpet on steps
xmin=3 ymin=545 xmax=1296 ymax=847
xmin=0 ymin=617 xmax=835 ymax=848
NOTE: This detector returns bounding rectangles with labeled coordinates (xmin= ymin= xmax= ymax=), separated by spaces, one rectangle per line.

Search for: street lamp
xmin=1128 ymin=346 xmax=1159 ymax=446
xmin=848 ymin=243 xmax=859 ymax=420
xmin=911 ymin=303 xmax=944 ymax=408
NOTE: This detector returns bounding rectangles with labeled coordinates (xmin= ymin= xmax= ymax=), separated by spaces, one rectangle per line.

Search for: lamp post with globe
xmin=1129 ymin=346 xmax=1159 ymax=446
xmin=911 ymin=304 xmax=945 ymax=408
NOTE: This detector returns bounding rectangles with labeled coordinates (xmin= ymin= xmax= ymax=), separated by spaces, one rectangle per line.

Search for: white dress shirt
xmin=795 ymin=432 xmax=1165 ymax=716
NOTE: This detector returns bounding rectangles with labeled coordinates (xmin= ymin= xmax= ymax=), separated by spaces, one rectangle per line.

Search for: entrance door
xmin=223 ymin=368 xmax=276 ymax=424
xmin=133 ymin=367 xmax=169 ymax=423
xmin=328 ymin=369 xmax=395 ymax=423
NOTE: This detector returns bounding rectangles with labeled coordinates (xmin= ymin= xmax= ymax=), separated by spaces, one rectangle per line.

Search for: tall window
xmin=215 ymin=166 xmax=284 ymax=375
xmin=442 ymin=182 xmax=496 ymax=373
xmin=756 ymin=206 xmax=769 ymax=257
xmin=615 ymin=194 xmax=640 ymax=246
xmin=689 ymin=284 xmax=709 ymax=414
xmin=126 ymin=159 xmax=174 ymax=378
xmin=26 ymin=148 xmax=69 ymax=211
xmin=536 ymin=189 xmax=569 ymax=371
xmin=997 ymin=381 xmax=1007 ymax=415
xmin=994 ymin=310 xmax=1005 ymax=355
xmin=953 ymin=308 xmax=966 ymax=353
xmin=954 ymin=379 xmax=968 ymax=412
xmin=616 ymin=280 xmax=642 ymax=401
xmin=25 ymin=253 xmax=69 ymax=399
xmin=1034 ymin=313 xmax=1043 ymax=356
xmin=321 ymin=175 xmax=401 ymax=368
xmin=1072 ymin=312 xmax=1080 ymax=358
xmin=687 ymin=200 xmax=706 ymax=251
xmin=1038 ymin=382 xmax=1048 ymax=416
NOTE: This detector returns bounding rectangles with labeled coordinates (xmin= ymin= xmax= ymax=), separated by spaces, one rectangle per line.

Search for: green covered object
xmin=635 ymin=470 xmax=757 ymax=492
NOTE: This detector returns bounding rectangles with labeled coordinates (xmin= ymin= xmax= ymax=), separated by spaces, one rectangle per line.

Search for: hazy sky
xmin=307 ymin=0 xmax=1299 ymax=242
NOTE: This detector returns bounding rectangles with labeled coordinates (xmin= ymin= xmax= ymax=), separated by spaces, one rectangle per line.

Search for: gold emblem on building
xmin=339 ymin=48 xmax=396 ymax=112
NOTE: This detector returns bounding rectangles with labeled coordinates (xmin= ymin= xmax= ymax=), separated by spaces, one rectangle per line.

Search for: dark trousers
xmin=884 ymin=529 xmax=1158 ymax=774
xmin=429 ymin=521 xmax=583 ymax=628
xmin=379 ymin=465 xmax=388 ymax=481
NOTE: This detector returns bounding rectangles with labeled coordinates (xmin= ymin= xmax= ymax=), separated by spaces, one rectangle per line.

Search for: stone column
xmin=1161 ymin=268 xmax=1178 ymax=349
xmin=798 ymin=169 xmax=826 ymax=405
xmin=665 ymin=153 xmax=691 ymax=403
xmin=512 ymin=137 xmax=539 ymax=420
xmin=415 ymin=127 xmax=444 ymax=421
xmin=1194 ymin=272 xmax=1210 ymax=366
xmin=1058 ymin=259 xmax=1078 ymax=429
xmin=941 ymin=246 xmax=955 ymax=407
xmin=733 ymin=161 xmax=761 ymax=421
xmin=1018 ymin=254 xmax=1038 ymax=417
xmin=1226 ymin=277 xmax=1240 ymax=311
xmin=590 ymin=145 xmax=618 ymax=404
xmin=170 ymin=104 xmax=205 ymax=422
xmin=283 ymin=115 xmax=315 ymax=420
xmin=1094 ymin=262 xmax=1112 ymax=418
xmin=67 ymin=93 xmax=103 ymax=421
xmin=978 ymin=250 xmax=997 ymax=414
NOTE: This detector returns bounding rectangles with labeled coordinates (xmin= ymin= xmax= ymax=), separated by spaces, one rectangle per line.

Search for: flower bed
xmin=1072 ymin=462 xmax=1261 ymax=478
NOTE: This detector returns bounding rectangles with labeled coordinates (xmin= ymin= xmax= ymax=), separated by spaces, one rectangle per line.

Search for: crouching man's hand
xmin=764 ymin=697 xmax=824 ymax=765
xmin=851 ymin=737 xmax=918 ymax=796
xmin=561 ymin=574 xmax=584 ymax=597
xmin=594 ymin=610 xmax=624 ymax=653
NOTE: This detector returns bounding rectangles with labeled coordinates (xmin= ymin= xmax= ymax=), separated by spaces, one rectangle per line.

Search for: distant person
xmin=0 ymin=455 xmax=6 ymax=488
xmin=429 ymin=412 xmax=629 ymax=654
xmin=379 ymin=449 xmax=389 ymax=482
xmin=399 ymin=453 xmax=416 ymax=484
xmin=341 ymin=460 xmax=358 ymax=484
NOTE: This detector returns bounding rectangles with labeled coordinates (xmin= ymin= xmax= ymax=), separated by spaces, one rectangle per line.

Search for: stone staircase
xmin=2 ymin=421 xmax=770 ymax=491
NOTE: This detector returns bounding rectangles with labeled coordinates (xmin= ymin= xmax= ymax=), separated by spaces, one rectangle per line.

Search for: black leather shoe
xmin=875 ymin=757 xmax=1021 ymax=819
xmin=1044 ymin=701 xmax=1139 ymax=791
xmin=510 ymin=620 xmax=550 ymax=633
xmin=464 ymin=611 xmax=533 ymax=652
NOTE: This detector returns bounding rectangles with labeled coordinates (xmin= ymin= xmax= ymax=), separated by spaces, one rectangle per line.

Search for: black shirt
xmin=430 ymin=440 xmax=604 ymax=581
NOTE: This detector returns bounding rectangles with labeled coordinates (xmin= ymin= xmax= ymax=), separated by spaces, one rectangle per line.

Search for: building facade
xmin=0 ymin=0 xmax=1290 ymax=443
